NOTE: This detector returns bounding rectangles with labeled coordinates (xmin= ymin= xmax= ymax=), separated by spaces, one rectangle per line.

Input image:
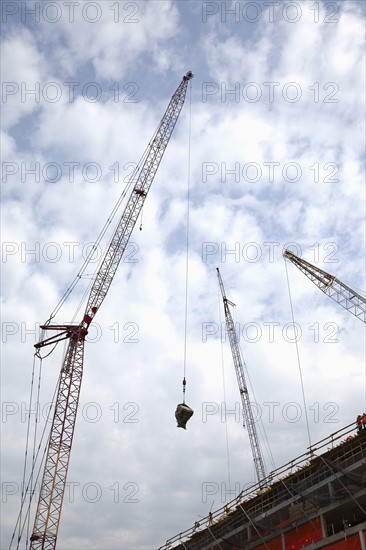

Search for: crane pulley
xmin=283 ymin=250 xmax=366 ymax=323
xmin=216 ymin=268 xmax=266 ymax=484
xmin=28 ymin=71 xmax=193 ymax=550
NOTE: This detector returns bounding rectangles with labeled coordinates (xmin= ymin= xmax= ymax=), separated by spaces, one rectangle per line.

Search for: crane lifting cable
xmin=12 ymin=71 xmax=194 ymax=550
xmin=175 ymin=75 xmax=194 ymax=430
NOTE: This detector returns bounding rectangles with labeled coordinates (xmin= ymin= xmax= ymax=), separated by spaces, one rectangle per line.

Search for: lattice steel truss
xmin=84 ymin=72 xmax=193 ymax=324
xmin=29 ymin=71 xmax=193 ymax=549
xmin=216 ymin=268 xmax=266 ymax=484
xmin=284 ymin=250 xmax=366 ymax=323
xmin=30 ymin=332 xmax=85 ymax=549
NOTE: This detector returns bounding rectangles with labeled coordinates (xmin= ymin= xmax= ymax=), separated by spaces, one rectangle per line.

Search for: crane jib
xmin=284 ymin=249 xmax=366 ymax=323
xmin=216 ymin=268 xmax=266 ymax=484
xmin=82 ymin=73 xmax=193 ymax=327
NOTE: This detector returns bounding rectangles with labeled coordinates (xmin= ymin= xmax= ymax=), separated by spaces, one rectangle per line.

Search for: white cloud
xmin=1 ymin=27 xmax=48 ymax=128
xmin=32 ymin=1 xmax=180 ymax=80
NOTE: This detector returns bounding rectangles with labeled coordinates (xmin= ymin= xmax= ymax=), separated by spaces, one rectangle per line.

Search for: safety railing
xmin=157 ymin=421 xmax=359 ymax=550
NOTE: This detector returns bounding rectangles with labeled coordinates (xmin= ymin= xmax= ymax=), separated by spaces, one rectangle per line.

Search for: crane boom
xmin=83 ymin=72 xmax=193 ymax=326
xmin=216 ymin=268 xmax=266 ymax=484
xmin=29 ymin=71 xmax=193 ymax=550
xmin=283 ymin=250 xmax=366 ymax=323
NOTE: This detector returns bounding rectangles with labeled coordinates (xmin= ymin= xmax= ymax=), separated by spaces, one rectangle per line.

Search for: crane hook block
xmin=175 ymin=403 xmax=194 ymax=429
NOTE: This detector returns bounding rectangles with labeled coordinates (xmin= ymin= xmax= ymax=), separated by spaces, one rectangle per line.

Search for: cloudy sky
xmin=1 ymin=0 xmax=365 ymax=548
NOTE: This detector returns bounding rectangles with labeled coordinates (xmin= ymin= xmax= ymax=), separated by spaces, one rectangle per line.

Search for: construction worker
xmin=225 ymin=503 xmax=230 ymax=514
xmin=357 ymin=415 xmax=362 ymax=433
xmin=361 ymin=413 xmax=366 ymax=429
xmin=208 ymin=511 xmax=213 ymax=525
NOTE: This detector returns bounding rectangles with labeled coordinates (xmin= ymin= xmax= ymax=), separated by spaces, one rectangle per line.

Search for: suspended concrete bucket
xmin=175 ymin=403 xmax=194 ymax=429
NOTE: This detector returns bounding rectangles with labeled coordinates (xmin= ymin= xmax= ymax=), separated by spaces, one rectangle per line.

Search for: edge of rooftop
xmin=158 ymin=420 xmax=363 ymax=549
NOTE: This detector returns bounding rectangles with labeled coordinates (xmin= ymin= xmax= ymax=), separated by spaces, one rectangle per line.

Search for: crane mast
xmin=216 ymin=268 xmax=266 ymax=484
xmin=283 ymin=250 xmax=366 ymax=323
xmin=29 ymin=71 xmax=193 ymax=550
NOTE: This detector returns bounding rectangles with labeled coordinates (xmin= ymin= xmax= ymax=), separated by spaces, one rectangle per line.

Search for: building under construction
xmin=156 ymin=259 xmax=366 ymax=550
xmin=159 ymin=424 xmax=366 ymax=550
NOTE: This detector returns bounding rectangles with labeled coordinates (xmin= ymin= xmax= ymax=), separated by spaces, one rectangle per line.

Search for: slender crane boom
xmin=29 ymin=71 xmax=193 ymax=550
xmin=216 ymin=268 xmax=266 ymax=484
xmin=283 ymin=250 xmax=366 ymax=323
xmin=83 ymin=72 xmax=193 ymax=326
